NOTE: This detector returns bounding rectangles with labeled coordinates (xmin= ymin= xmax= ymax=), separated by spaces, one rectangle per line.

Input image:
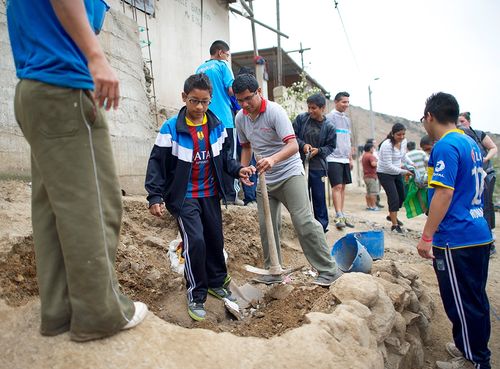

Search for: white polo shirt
xmin=235 ymin=99 xmax=303 ymax=184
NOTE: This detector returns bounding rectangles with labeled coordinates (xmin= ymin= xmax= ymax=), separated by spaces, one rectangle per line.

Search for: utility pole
xmin=248 ymin=0 xmax=258 ymax=57
xmin=368 ymin=77 xmax=380 ymax=139
xmin=368 ymin=85 xmax=374 ymax=140
xmin=276 ymin=0 xmax=282 ymax=86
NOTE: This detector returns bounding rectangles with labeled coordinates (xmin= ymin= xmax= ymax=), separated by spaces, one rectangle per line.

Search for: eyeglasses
xmin=236 ymin=92 xmax=257 ymax=104
xmin=420 ymin=116 xmax=426 ymax=123
xmin=187 ymin=98 xmax=211 ymax=107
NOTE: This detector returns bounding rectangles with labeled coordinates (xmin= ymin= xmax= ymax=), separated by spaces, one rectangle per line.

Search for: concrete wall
xmin=0 ymin=0 xmax=231 ymax=194
xmin=0 ymin=5 xmax=155 ymax=193
xmin=0 ymin=2 xmax=30 ymax=179
xmin=110 ymin=0 xmax=231 ymax=119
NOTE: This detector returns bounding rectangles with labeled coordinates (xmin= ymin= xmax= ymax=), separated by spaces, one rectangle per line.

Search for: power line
xmin=333 ymin=1 xmax=361 ymax=73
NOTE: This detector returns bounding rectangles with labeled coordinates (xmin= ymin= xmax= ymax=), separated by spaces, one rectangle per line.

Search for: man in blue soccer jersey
xmin=145 ymin=73 xmax=255 ymax=321
xmin=418 ymin=93 xmax=492 ymax=369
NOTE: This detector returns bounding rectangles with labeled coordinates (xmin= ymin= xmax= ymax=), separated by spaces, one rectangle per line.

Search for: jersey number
xmin=471 ymin=167 xmax=486 ymax=206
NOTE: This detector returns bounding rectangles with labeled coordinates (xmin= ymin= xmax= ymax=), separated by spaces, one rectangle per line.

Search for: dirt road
xmin=0 ymin=181 xmax=498 ymax=369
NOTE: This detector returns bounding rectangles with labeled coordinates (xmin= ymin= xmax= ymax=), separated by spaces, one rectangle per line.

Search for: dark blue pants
xmin=243 ymin=154 xmax=257 ymax=204
xmin=433 ymin=244 xmax=491 ymax=369
xmin=177 ymin=196 xmax=227 ymax=303
xmin=308 ymin=169 xmax=329 ymax=232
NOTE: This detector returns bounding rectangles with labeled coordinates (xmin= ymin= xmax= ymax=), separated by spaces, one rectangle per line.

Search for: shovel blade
xmin=223 ymin=298 xmax=242 ymax=320
xmin=244 ymin=264 xmax=292 ymax=275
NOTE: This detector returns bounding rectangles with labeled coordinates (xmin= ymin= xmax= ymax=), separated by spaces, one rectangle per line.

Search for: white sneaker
xmin=445 ymin=342 xmax=463 ymax=358
xmin=227 ymin=199 xmax=245 ymax=206
xmin=435 ymin=357 xmax=474 ymax=369
xmin=122 ymin=302 xmax=148 ymax=330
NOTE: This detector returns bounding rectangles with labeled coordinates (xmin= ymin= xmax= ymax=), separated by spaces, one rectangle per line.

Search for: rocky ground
xmin=0 ymin=180 xmax=498 ymax=369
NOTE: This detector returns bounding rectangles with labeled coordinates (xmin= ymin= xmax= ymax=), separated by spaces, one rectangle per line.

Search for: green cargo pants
xmin=256 ymin=174 xmax=337 ymax=277
xmin=14 ymin=79 xmax=134 ymax=341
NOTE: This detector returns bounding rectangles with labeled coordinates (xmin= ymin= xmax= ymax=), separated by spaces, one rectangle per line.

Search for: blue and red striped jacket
xmin=145 ymin=107 xmax=242 ymax=216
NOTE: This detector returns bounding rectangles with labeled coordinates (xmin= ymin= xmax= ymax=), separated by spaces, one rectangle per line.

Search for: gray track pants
xmin=256 ymin=174 xmax=337 ymax=277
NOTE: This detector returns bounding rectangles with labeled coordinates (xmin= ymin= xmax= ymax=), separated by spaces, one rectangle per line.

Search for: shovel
xmin=223 ymin=298 xmax=242 ymax=320
xmin=303 ymin=151 xmax=313 ymax=212
xmin=244 ymin=162 xmax=291 ymax=276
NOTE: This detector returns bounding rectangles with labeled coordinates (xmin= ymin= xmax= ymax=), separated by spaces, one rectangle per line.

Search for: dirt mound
xmin=0 ymin=235 xmax=37 ymax=306
xmin=0 ymin=196 xmax=331 ymax=338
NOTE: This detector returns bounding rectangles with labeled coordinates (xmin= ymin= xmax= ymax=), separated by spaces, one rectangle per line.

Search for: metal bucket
xmin=331 ymin=234 xmax=373 ymax=273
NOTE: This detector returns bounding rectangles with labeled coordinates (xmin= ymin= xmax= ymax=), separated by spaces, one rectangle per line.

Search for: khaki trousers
xmin=256 ymin=175 xmax=337 ymax=276
xmin=14 ymin=80 xmax=134 ymax=341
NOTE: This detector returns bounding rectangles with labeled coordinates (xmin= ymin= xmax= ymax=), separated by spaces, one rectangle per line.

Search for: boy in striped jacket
xmin=145 ymin=73 xmax=255 ymax=321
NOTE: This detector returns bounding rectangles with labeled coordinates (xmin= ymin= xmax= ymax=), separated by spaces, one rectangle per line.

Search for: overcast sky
xmin=229 ymin=0 xmax=500 ymax=134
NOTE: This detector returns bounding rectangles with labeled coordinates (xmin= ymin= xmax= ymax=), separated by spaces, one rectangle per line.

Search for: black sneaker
xmin=208 ymin=286 xmax=237 ymax=302
xmin=376 ymin=202 xmax=385 ymax=208
xmin=386 ymin=215 xmax=403 ymax=226
xmin=391 ymin=225 xmax=403 ymax=234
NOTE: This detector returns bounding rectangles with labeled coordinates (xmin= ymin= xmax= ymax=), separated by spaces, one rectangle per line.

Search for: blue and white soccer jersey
xmin=427 ymin=129 xmax=492 ymax=248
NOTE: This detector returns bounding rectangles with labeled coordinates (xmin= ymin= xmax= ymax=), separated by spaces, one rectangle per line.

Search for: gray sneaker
xmin=222 ymin=274 xmax=231 ymax=288
xmin=312 ymin=270 xmax=343 ymax=287
xmin=334 ymin=217 xmax=346 ymax=229
xmin=343 ymin=217 xmax=355 ymax=228
xmin=208 ymin=286 xmax=237 ymax=302
xmin=490 ymin=243 xmax=497 ymax=257
xmin=187 ymin=302 xmax=206 ymax=321
xmin=252 ymin=274 xmax=284 ymax=285
xmin=445 ymin=342 xmax=463 ymax=358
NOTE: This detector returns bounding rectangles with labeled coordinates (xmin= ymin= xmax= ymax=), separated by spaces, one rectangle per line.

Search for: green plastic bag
xmin=404 ymin=176 xmax=428 ymax=219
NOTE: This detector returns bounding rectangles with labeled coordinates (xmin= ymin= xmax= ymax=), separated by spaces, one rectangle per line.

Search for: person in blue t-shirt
xmin=7 ymin=0 xmax=147 ymax=342
xmin=418 ymin=92 xmax=492 ymax=369
xmin=196 ymin=40 xmax=242 ymax=205
xmin=145 ymin=73 xmax=255 ymax=322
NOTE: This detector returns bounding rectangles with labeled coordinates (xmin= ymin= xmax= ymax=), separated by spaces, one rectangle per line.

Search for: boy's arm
xmin=482 ymin=134 xmax=498 ymax=163
xmin=416 ymin=186 xmax=453 ymax=259
xmin=145 ymin=145 xmax=168 ymax=208
xmin=50 ymin=0 xmax=119 ymax=110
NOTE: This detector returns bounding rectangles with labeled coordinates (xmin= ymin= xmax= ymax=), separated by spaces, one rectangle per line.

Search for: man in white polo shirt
xmin=233 ymin=73 xmax=341 ymax=286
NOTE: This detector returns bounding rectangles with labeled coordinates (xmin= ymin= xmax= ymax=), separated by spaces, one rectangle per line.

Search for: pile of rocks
xmin=325 ymin=260 xmax=435 ymax=369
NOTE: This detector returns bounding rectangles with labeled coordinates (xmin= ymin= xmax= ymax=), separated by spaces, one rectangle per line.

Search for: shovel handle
xmin=257 ymin=156 xmax=281 ymax=272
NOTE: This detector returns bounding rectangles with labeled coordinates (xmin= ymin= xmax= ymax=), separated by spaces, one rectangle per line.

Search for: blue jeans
xmin=242 ymin=155 xmax=257 ymax=204
xmin=309 ymin=169 xmax=329 ymax=232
